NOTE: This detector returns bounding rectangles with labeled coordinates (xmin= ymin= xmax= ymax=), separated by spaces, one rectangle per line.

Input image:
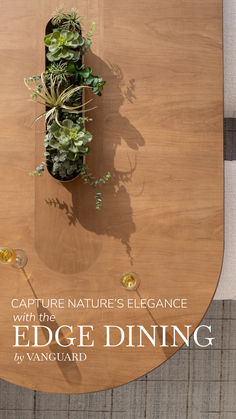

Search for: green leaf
xmin=66 ymin=63 xmax=76 ymax=73
xmin=79 ymin=67 xmax=92 ymax=79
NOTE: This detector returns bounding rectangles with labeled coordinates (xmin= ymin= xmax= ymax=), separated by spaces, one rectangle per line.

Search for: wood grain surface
xmin=0 ymin=0 xmax=223 ymax=393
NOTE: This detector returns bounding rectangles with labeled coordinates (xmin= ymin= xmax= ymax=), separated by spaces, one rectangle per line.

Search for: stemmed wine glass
xmin=0 ymin=247 xmax=28 ymax=269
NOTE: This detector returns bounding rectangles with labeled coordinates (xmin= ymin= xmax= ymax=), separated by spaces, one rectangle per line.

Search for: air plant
xmin=24 ymin=73 xmax=95 ymax=126
xmin=52 ymin=8 xmax=82 ymax=31
xmin=45 ymin=62 xmax=72 ymax=84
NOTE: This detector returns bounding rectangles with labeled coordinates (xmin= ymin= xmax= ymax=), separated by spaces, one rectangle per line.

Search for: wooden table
xmin=0 ymin=0 xmax=223 ymax=393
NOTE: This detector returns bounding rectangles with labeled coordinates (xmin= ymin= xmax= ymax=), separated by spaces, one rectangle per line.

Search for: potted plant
xmin=25 ymin=8 xmax=110 ymax=209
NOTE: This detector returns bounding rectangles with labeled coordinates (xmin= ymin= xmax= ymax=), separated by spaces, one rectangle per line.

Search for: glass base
xmin=12 ymin=249 xmax=28 ymax=269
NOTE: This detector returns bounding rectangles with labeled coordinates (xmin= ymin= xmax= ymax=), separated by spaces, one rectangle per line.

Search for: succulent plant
xmin=48 ymin=152 xmax=82 ymax=179
xmin=44 ymin=119 xmax=93 ymax=179
xmin=51 ymin=8 xmax=95 ymax=53
xmin=46 ymin=119 xmax=92 ymax=158
xmin=45 ymin=29 xmax=84 ymax=62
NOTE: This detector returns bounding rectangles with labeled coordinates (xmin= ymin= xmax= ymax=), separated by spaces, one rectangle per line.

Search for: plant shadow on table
xmin=27 ymin=277 xmax=81 ymax=386
xmin=46 ymin=52 xmax=145 ymax=266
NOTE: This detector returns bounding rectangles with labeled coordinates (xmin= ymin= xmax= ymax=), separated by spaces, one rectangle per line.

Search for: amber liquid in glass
xmin=0 ymin=248 xmax=17 ymax=265
xmin=121 ymin=273 xmax=137 ymax=289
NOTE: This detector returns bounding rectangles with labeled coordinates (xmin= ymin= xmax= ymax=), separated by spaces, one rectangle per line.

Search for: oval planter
xmin=45 ymin=19 xmax=84 ymax=184
xmin=24 ymin=9 xmax=108 ymax=210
